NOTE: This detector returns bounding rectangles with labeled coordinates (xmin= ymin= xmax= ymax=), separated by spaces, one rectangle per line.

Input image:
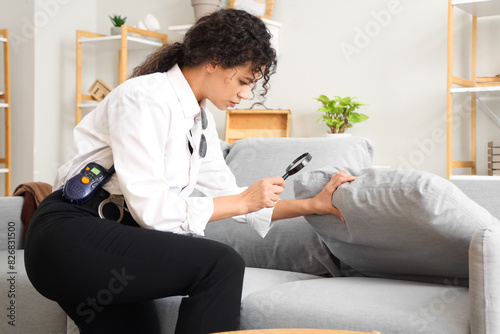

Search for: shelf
xmin=76 ymin=27 xmax=167 ymax=125
xmin=168 ymin=24 xmax=193 ymax=34
xmin=0 ymin=168 xmax=8 ymax=174
xmin=450 ymin=86 xmax=500 ymax=93
xmin=78 ymin=35 xmax=163 ymax=50
xmin=0 ymin=37 xmax=6 ymax=43
xmin=78 ymin=101 xmax=99 ymax=108
xmin=450 ymin=174 xmax=500 ymax=180
xmin=0 ymin=103 xmax=8 ymax=108
xmin=452 ymin=0 xmax=500 ymax=17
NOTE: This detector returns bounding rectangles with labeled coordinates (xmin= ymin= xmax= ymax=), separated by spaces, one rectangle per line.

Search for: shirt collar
xmin=166 ymin=64 xmax=206 ymax=118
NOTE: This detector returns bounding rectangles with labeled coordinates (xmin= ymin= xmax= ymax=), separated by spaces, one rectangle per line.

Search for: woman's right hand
xmin=239 ymin=176 xmax=286 ymax=213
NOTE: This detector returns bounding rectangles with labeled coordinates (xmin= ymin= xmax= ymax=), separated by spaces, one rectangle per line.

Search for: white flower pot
xmin=110 ymin=27 xmax=122 ymax=35
xmin=191 ymin=0 xmax=220 ymax=21
xmin=326 ymin=133 xmax=352 ymax=138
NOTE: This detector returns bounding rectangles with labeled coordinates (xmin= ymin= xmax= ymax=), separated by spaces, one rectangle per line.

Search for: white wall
xmin=0 ymin=0 xmax=36 ymax=191
xmin=1 ymin=0 xmax=500 ymax=190
xmin=33 ymin=0 xmax=97 ymax=183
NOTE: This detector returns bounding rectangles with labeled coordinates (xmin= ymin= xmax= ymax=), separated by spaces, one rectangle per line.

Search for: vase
xmin=326 ymin=133 xmax=352 ymax=138
xmin=110 ymin=27 xmax=122 ymax=35
xmin=191 ymin=0 xmax=220 ymax=21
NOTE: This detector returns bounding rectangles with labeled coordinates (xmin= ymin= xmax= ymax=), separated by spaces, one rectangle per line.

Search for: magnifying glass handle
xmin=282 ymin=172 xmax=289 ymax=180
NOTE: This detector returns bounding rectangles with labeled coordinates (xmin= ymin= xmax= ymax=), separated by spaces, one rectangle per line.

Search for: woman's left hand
xmin=313 ymin=170 xmax=357 ymax=222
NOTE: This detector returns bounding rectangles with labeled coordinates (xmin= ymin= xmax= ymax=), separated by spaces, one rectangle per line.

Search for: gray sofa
xmin=1 ymin=136 xmax=500 ymax=334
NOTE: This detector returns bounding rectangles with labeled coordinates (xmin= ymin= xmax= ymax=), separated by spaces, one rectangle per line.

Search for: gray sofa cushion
xmin=240 ymin=277 xmax=469 ymax=333
xmin=219 ymin=139 xmax=231 ymax=159
xmin=294 ymin=167 xmax=499 ymax=282
xmin=206 ymin=136 xmax=374 ymax=276
xmin=151 ymin=267 xmax=321 ymax=334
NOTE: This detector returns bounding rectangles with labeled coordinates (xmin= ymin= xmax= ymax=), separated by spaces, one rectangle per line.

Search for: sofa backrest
xmin=0 ymin=196 xmax=24 ymax=251
xmin=450 ymin=178 xmax=500 ymax=220
xmin=224 ymin=136 xmax=375 ymax=200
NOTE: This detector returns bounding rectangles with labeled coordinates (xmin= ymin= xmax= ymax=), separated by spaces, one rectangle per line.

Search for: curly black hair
xmin=131 ymin=9 xmax=277 ymax=100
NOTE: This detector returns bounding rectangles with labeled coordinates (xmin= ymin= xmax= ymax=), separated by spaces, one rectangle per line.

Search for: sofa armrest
xmin=0 ymin=250 xmax=68 ymax=333
xmin=469 ymin=225 xmax=500 ymax=334
xmin=0 ymin=196 xmax=24 ymax=251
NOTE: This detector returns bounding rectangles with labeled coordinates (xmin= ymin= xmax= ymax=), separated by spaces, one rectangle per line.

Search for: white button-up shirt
xmin=54 ymin=64 xmax=274 ymax=237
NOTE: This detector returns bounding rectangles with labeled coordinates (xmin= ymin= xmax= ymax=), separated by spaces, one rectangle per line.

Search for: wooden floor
xmin=214 ymin=329 xmax=382 ymax=334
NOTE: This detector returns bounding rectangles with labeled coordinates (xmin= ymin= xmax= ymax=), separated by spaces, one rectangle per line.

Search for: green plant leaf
xmin=347 ymin=112 xmax=369 ymax=123
xmin=109 ymin=14 xmax=127 ymax=27
xmin=316 ymin=95 xmax=331 ymax=106
xmin=316 ymin=94 xmax=369 ymax=130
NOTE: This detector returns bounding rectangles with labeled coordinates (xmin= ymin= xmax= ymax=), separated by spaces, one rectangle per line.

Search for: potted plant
xmin=315 ymin=94 xmax=368 ymax=135
xmin=108 ymin=14 xmax=127 ymax=35
xmin=191 ymin=0 xmax=221 ymax=21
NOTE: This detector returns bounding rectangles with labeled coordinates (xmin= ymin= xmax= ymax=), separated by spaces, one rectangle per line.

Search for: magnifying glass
xmin=282 ymin=152 xmax=312 ymax=180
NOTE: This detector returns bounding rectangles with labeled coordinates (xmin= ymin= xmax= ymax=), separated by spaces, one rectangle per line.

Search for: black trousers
xmin=24 ymin=189 xmax=245 ymax=334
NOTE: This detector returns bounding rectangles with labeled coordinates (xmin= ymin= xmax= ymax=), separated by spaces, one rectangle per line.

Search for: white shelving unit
xmin=452 ymin=0 xmax=500 ymax=16
xmin=78 ymin=35 xmax=164 ymax=50
xmin=450 ymin=86 xmax=500 ymax=93
xmin=0 ymin=29 xmax=10 ymax=196
xmin=76 ymin=26 xmax=167 ymax=124
xmin=446 ymin=0 xmax=500 ymax=178
xmin=450 ymin=174 xmax=500 ymax=180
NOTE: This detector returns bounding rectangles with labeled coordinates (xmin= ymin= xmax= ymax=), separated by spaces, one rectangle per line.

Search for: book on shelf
xmin=489 ymin=162 xmax=500 ymax=169
xmin=488 ymin=147 xmax=500 ymax=155
xmin=488 ymin=155 xmax=500 ymax=162
xmin=488 ymin=169 xmax=500 ymax=176
xmin=488 ymin=140 xmax=500 ymax=148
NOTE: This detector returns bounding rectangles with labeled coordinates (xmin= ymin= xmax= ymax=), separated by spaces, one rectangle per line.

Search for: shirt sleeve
xmin=195 ymin=110 xmax=275 ymax=238
xmin=107 ymin=89 xmax=213 ymax=235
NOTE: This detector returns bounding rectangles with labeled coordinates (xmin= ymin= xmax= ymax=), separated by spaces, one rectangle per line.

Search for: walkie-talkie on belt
xmin=62 ymin=163 xmax=115 ymax=205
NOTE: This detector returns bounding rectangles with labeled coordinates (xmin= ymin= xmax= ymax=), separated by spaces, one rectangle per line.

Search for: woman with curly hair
xmin=24 ymin=9 xmax=354 ymax=334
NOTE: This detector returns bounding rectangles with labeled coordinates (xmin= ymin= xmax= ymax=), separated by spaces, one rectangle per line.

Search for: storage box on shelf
xmin=224 ymin=109 xmax=291 ymax=145
xmin=0 ymin=29 xmax=10 ymax=196
xmin=488 ymin=140 xmax=500 ymax=176
xmin=446 ymin=0 xmax=500 ymax=179
xmin=76 ymin=25 xmax=167 ymax=124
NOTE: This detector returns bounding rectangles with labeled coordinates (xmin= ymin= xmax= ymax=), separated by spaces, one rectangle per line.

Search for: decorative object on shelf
xmin=191 ymin=0 xmax=221 ymax=21
xmin=108 ymin=14 xmax=127 ymax=35
xmin=315 ymin=95 xmax=368 ymax=134
xmin=488 ymin=141 xmax=500 ymax=176
xmin=224 ymin=109 xmax=291 ymax=144
xmin=477 ymin=74 xmax=500 ymax=87
xmin=137 ymin=14 xmax=161 ymax=32
xmin=228 ymin=0 xmax=274 ymax=19
xmin=88 ymin=79 xmax=113 ymax=102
